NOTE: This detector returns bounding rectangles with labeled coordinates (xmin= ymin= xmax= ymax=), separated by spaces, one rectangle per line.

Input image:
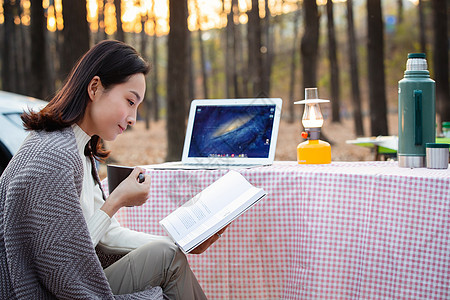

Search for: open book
xmin=160 ymin=170 xmax=267 ymax=253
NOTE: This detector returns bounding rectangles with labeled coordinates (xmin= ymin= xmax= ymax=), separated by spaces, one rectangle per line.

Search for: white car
xmin=0 ymin=91 xmax=47 ymax=174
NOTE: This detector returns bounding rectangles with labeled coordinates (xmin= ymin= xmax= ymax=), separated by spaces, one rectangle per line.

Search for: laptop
xmin=145 ymin=98 xmax=282 ymax=170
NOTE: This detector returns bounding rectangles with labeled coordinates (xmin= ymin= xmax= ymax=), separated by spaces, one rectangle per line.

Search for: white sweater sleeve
xmin=73 ymin=124 xmax=173 ymax=254
xmin=88 ymin=185 xmax=171 ymax=254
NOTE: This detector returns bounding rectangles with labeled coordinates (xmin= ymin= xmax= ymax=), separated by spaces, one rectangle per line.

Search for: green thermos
xmin=398 ymin=53 xmax=435 ymax=168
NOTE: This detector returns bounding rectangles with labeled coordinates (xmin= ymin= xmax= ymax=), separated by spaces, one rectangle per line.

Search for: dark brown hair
xmin=22 ymin=40 xmax=150 ymax=160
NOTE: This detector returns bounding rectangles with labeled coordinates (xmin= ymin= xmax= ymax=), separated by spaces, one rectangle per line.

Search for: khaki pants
xmin=104 ymin=239 xmax=207 ymax=300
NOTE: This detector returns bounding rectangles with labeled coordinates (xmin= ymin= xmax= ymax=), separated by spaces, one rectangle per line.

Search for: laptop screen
xmin=188 ymin=105 xmax=276 ymax=159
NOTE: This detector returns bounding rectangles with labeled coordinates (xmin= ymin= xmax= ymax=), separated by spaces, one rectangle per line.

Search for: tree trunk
xmin=45 ymin=30 xmax=56 ymax=97
xmin=0 ymin=16 xmax=3 ymax=91
xmin=197 ymin=29 xmax=209 ymax=98
xmin=151 ymin=35 xmax=160 ymax=123
xmin=166 ymin=0 xmax=188 ymax=161
xmin=208 ymin=41 xmax=219 ymax=98
xmin=367 ymin=0 xmax=388 ymax=136
xmin=140 ymin=14 xmax=150 ymax=130
xmin=346 ymin=0 xmax=364 ymax=136
xmin=231 ymin=0 xmax=242 ymax=98
xmin=223 ymin=0 xmax=240 ymax=98
xmin=187 ymin=28 xmax=195 ymax=106
xmin=397 ymin=0 xmax=403 ymax=24
xmin=186 ymin=0 xmax=194 ymax=108
xmin=235 ymin=16 xmax=249 ymax=97
xmin=225 ymin=2 xmax=232 ymax=98
xmin=61 ymin=0 xmax=90 ymax=79
xmin=97 ymin=0 xmax=107 ymax=42
xmin=418 ymin=0 xmax=427 ymax=54
xmin=301 ymin=0 xmax=319 ymax=91
xmin=248 ymin=0 xmax=264 ymax=97
xmin=247 ymin=2 xmax=254 ymax=96
xmin=431 ymin=0 xmax=450 ymax=123
xmin=151 ymin=10 xmax=159 ymax=122
xmin=326 ymin=0 xmax=341 ymax=123
xmin=262 ymin=0 xmax=272 ymax=97
xmin=194 ymin=0 xmax=209 ymax=99
xmin=2 ymin=0 xmax=17 ymax=93
xmin=30 ymin=0 xmax=48 ymax=99
xmin=140 ymin=17 xmax=148 ymax=69
xmin=288 ymin=8 xmax=301 ymax=124
xmin=114 ymin=0 xmax=124 ymax=42
xmin=14 ymin=1 xmax=27 ymax=95
xmin=55 ymin=29 xmax=65 ymax=86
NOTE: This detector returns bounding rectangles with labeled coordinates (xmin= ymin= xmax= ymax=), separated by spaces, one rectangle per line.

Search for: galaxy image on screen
xmin=188 ymin=105 xmax=276 ymax=158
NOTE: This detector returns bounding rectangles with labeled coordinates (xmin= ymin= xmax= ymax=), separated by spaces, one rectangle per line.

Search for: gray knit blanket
xmin=0 ymin=128 xmax=162 ymax=299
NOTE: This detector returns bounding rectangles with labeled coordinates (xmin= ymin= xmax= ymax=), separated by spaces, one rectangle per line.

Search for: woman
xmin=0 ymin=40 xmax=222 ymax=299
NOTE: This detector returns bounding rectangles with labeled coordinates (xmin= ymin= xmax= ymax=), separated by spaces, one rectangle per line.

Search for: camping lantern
xmin=295 ymin=88 xmax=331 ymax=164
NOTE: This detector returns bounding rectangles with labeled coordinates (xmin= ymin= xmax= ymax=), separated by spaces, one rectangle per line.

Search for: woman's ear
xmin=87 ymin=76 xmax=102 ymax=101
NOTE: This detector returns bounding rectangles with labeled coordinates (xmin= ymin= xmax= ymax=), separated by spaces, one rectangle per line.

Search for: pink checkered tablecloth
xmin=102 ymin=161 xmax=450 ymax=299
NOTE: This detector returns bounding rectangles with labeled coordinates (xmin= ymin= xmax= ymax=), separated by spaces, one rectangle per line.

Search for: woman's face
xmin=81 ymin=73 xmax=146 ymax=141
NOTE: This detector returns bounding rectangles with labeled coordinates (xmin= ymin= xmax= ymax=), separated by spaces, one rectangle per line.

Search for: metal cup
xmin=426 ymin=143 xmax=449 ymax=169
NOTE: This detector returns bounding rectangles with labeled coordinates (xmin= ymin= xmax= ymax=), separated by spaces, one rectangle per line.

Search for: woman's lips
xmin=118 ymin=125 xmax=125 ymax=134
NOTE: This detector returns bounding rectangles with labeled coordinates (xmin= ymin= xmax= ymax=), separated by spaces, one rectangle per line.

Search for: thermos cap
xmin=426 ymin=143 xmax=450 ymax=148
xmin=406 ymin=53 xmax=428 ymax=71
xmin=408 ymin=53 xmax=426 ymax=59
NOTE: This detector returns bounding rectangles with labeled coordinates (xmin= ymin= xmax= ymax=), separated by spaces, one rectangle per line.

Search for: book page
xmin=177 ymin=187 xmax=264 ymax=251
xmin=160 ymin=171 xmax=265 ymax=249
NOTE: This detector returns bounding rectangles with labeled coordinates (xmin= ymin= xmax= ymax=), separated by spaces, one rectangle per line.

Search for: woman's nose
xmin=127 ymin=115 xmax=136 ymax=126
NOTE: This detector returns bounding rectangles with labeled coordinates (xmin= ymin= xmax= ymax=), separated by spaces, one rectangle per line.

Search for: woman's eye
xmin=127 ymin=99 xmax=135 ymax=106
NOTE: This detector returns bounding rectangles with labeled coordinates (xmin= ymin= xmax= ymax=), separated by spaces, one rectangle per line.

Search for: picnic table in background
xmin=346 ymin=136 xmax=450 ymax=160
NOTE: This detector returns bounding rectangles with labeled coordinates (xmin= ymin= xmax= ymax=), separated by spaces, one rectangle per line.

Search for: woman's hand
xmin=101 ymin=167 xmax=150 ymax=217
xmin=190 ymin=225 xmax=229 ymax=254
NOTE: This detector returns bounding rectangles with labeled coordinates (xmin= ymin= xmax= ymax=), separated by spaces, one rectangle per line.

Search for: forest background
xmin=0 ymin=0 xmax=449 ymax=175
